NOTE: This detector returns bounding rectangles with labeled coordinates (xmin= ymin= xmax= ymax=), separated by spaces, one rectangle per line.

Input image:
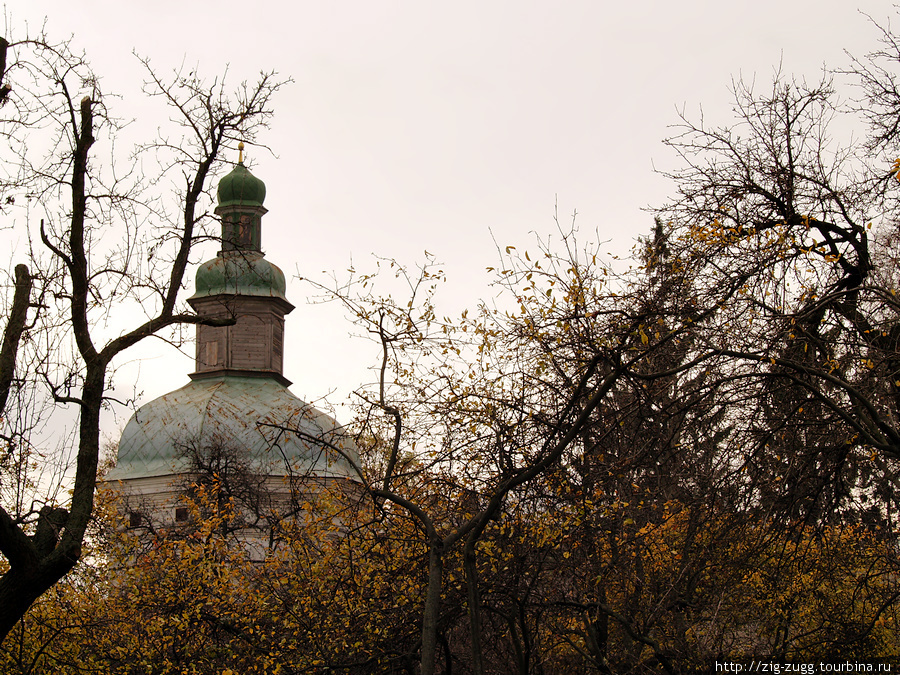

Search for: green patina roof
xmin=107 ymin=375 xmax=359 ymax=481
xmin=217 ymin=162 xmax=266 ymax=208
xmin=190 ymin=252 xmax=287 ymax=302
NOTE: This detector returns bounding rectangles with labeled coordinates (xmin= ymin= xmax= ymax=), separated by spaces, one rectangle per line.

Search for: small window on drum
xmin=128 ymin=512 xmax=142 ymax=528
xmin=175 ymin=507 xmax=189 ymax=523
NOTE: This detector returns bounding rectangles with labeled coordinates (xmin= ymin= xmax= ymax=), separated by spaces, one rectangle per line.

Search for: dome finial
xmin=238 ymin=141 xmax=245 ymax=165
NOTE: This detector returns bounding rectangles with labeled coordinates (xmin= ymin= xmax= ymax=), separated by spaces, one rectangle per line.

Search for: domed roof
xmin=107 ymin=376 xmax=359 ymax=482
xmin=217 ymin=162 xmax=266 ymax=208
xmin=190 ymin=252 xmax=288 ymax=303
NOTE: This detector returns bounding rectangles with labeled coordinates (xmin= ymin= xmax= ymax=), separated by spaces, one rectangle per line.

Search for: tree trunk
xmin=0 ymin=557 xmax=71 ymax=637
xmin=420 ymin=539 xmax=444 ymax=675
xmin=464 ymin=536 xmax=485 ymax=675
xmin=0 ymin=265 xmax=32 ymax=415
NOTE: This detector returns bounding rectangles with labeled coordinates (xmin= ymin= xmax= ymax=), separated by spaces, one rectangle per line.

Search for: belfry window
xmin=223 ymin=214 xmax=259 ymax=251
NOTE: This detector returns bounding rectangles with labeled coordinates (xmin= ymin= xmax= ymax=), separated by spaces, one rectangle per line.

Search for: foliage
xmin=2 ymin=479 xmax=898 ymax=674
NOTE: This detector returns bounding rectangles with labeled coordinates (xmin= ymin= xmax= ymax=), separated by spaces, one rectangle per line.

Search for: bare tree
xmin=0 ymin=27 xmax=285 ymax=637
xmin=653 ymin=66 xmax=900 ymax=524
xmin=289 ymin=216 xmax=746 ymax=674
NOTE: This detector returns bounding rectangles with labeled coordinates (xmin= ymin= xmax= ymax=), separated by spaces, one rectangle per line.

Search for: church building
xmin=106 ymin=147 xmax=359 ymax=551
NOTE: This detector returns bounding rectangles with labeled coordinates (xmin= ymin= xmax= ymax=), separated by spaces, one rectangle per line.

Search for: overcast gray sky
xmin=3 ymin=0 xmax=895 ymax=440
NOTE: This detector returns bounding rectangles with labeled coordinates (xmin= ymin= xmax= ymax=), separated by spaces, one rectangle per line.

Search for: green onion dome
xmin=217 ymin=161 xmax=266 ymax=208
xmin=190 ymin=252 xmax=287 ymax=302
